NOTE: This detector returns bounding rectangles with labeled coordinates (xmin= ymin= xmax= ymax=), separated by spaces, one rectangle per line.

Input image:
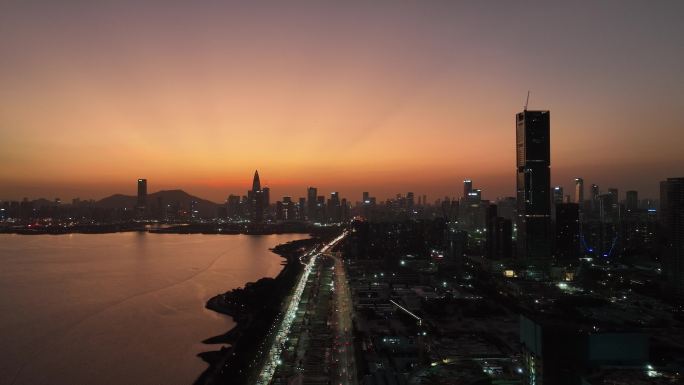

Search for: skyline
xmin=2 ymin=1 xmax=684 ymax=202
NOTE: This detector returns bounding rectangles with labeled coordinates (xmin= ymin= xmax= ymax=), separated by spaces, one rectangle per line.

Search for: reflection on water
xmin=0 ymin=232 xmax=307 ymax=385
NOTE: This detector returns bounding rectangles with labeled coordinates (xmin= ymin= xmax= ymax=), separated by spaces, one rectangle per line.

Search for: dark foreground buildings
xmin=516 ymin=110 xmax=552 ymax=264
xmin=662 ymin=177 xmax=684 ymax=297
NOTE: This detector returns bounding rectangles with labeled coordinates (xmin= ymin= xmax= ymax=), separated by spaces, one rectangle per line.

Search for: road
xmin=255 ymin=232 xmax=347 ymax=385
xmin=327 ymin=248 xmax=358 ymax=385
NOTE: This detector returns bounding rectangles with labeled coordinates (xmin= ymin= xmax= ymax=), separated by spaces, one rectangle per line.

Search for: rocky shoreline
xmin=194 ymin=237 xmax=319 ymax=385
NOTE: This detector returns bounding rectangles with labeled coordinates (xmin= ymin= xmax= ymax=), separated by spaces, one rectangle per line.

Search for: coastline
xmin=194 ymin=237 xmax=320 ymax=385
xmin=0 ymin=221 xmax=316 ymax=235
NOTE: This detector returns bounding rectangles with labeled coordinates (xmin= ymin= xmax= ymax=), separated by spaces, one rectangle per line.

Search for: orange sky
xmin=1 ymin=1 xmax=683 ymax=202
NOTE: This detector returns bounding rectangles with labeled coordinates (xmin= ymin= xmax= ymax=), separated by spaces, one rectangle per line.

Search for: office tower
xmin=341 ymin=198 xmax=349 ymax=222
xmin=362 ymin=191 xmax=370 ymax=203
xmin=137 ymin=179 xmax=147 ymax=208
xmin=553 ymin=186 xmax=564 ymax=204
xmin=227 ymin=194 xmax=241 ymax=218
xmin=516 ymin=109 xmax=552 ymax=262
xmin=486 ymin=204 xmax=512 ymax=259
xmin=298 ymin=197 xmax=306 ymax=220
xmin=495 ymin=197 xmax=517 ymax=222
xmin=278 ymin=196 xmax=293 ymax=220
xmin=574 ymin=178 xmax=584 ymax=204
xmin=307 ymin=187 xmax=317 ymax=221
xmin=248 ymin=170 xmax=264 ymax=223
xmin=555 ymin=203 xmax=580 ymax=263
xmin=316 ymin=196 xmax=325 ymax=223
xmin=463 ymin=179 xmax=473 ymax=198
xmin=136 ymin=178 xmax=147 ymax=219
xmin=608 ymin=188 xmax=618 ymax=199
xmin=407 ymin=192 xmax=415 ymax=210
xmin=252 ymin=170 xmax=261 ymax=192
xmin=327 ymin=192 xmax=341 ymax=222
xmin=661 ymin=178 xmax=684 ymax=297
xmin=591 ymin=184 xmax=600 ymax=200
xmin=422 ymin=194 xmax=427 ymax=207
xmin=625 ymin=190 xmax=638 ymax=212
xmin=262 ymin=186 xmax=270 ymax=208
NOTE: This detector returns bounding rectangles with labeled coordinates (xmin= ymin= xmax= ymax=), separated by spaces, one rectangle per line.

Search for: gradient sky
xmin=1 ymin=1 xmax=683 ymax=203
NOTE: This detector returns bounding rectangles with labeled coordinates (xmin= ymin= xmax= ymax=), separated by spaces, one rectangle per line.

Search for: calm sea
xmin=0 ymin=232 xmax=307 ymax=385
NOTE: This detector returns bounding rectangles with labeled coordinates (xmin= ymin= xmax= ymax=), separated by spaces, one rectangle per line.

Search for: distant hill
xmin=95 ymin=190 xmax=220 ymax=218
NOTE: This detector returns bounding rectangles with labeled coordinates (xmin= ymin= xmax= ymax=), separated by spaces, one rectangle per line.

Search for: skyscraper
xmin=307 ymin=187 xmax=317 ymax=221
xmin=555 ymin=203 xmax=580 ymax=263
xmin=248 ymin=170 xmax=264 ymax=223
xmin=516 ymin=109 xmax=552 ymax=262
xmin=136 ymin=178 xmax=147 ymax=218
xmin=252 ymin=170 xmax=261 ymax=192
xmin=591 ymin=184 xmax=600 ymax=200
xmin=463 ymin=179 xmax=473 ymax=199
xmin=137 ymin=178 xmax=147 ymax=208
xmin=553 ymin=186 xmax=564 ymax=204
xmin=574 ymin=178 xmax=584 ymax=204
xmin=661 ymin=178 xmax=684 ymax=297
xmin=625 ymin=190 xmax=638 ymax=212
xmin=262 ymin=186 xmax=270 ymax=208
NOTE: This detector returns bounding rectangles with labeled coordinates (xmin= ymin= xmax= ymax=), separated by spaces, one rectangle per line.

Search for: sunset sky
xmin=1 ymin=1 xmax=683 ymax=203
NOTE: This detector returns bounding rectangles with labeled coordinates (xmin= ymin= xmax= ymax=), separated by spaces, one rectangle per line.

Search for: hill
xmin=95 ymin=190 xmax=220 ymax=218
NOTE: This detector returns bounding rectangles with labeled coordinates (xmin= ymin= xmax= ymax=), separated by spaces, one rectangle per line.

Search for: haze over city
xmin=2 ymin=0 xmax=683 ymax=202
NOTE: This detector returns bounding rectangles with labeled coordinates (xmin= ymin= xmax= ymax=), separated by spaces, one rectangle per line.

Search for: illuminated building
xmin=574 ymin=178 xmax=584 ymax=204
xmin=553 ymin=186 xmax=564 ymax=204
xmin=463 ymin=179 xmax=473 ymax=198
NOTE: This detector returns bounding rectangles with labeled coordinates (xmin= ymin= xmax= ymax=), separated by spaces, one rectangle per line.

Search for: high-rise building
xmin=252 ymin=170 xmax=261 ymax=192
xmin=625 ymin=190 xmax=638 ymax=212
xmin=262 ymin=186 xmax=270 ymax=208
xmin=327 ymin=192 xmax=341 ymax=223
xmin=574 ymin=178 xmax=584 ymax=204
xmin=248 ymin=170 xmax=264 ymax=223
xmin=486 ymin=204 xmax=512 ymax=259
xmin=307 ymin=187 xmax=318 ymax=221
xmin=463 ymin=179 xmax=473 ymax=199
xmin=555 ymin=203 xmax=580 ymax=263
xmin=591 ymin=184 xmax=600 ymax=200
xmin=553 ymin=186 xmax=564 ymax=204
xmin=516 ymin=109 xmax=552 ymax=262
xmin=297 ymin=197 xmax=306 ymax=220
xmin=226 ymin=194 xmax=241 ymax=218
xmin=137 ymin=179 xmax=147 ymax=208
xmin=661 ymin=178 xmax=684 ymax=297
xmin=136 ymin=178 xmax=147 ymax=218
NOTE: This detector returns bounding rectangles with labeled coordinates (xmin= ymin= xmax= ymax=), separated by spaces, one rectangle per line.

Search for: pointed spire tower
xmin=252 ymin=170 xmax=261 ymax=192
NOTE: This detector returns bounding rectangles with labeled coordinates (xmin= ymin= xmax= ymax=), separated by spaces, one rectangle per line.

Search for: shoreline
xmin=194 ymin=237 xmax=321 ymax=385
xmin=0 ymin=221 xmax=324 ymax=235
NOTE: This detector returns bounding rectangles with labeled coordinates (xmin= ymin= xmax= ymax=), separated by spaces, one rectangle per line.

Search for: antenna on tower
xmin=524 ymin=90 xmax=530 ymax=111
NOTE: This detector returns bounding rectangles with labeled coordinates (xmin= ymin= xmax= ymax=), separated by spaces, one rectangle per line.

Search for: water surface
xmin=0 ymin=232 xmax=306 ymax=385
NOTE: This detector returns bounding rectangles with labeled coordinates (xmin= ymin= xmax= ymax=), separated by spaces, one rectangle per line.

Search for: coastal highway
xmin=327 ymin=249 xmax=358 ymax=385
xmin=255 ymin=231 xmax=347 ymax=385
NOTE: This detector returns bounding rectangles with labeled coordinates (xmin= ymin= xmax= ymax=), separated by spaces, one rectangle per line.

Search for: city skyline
xmin=2 ymin=1 xmax=684 ymax=202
